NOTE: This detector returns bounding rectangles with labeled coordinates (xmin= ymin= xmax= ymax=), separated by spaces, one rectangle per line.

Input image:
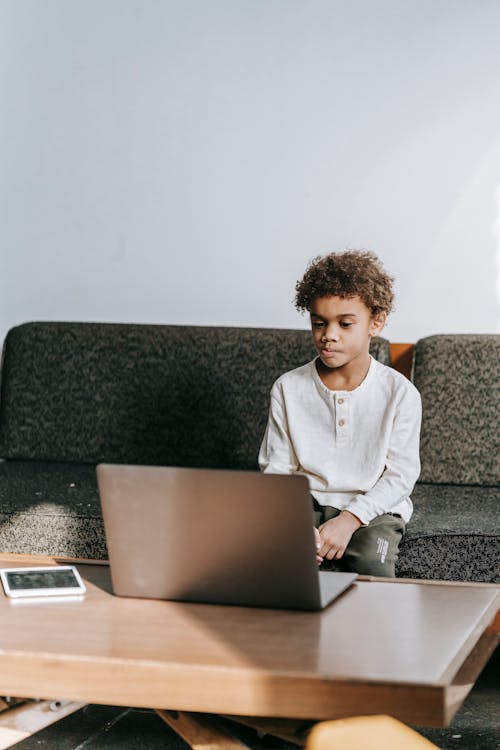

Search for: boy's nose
xmin=322 ymin=328 xmax=339 ymax=341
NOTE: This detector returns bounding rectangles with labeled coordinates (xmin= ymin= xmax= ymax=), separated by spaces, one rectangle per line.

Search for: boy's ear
xmin=369 ymin=312 xmax=387 ymax=337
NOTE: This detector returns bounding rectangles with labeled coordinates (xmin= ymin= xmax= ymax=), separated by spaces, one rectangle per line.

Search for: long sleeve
xmin=345 ymin=383 xmax=422 ymax=525
xmin=259 ymin=386 xmax=300 ymax=475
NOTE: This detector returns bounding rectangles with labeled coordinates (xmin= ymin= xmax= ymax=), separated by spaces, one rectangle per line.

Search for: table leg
xmin=224 ymin=715 xmax=314 ymax=745
xmin=157 ymin=709 xmax=251 ymax=750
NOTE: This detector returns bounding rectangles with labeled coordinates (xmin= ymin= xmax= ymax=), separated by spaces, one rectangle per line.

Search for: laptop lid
xmin=97 ymin=464 xmax=356 ymax=610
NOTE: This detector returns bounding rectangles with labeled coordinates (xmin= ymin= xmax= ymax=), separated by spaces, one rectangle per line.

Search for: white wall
xmin=1 ymin=0 xmax=500 ymax=345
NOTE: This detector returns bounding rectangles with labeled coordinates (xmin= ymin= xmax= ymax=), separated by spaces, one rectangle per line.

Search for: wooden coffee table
xmin=0 ymin=553 xmax=497 ymax=747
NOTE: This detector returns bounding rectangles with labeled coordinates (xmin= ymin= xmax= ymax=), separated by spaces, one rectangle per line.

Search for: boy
xmin=259 ymin=250 xmax=421 ymax=576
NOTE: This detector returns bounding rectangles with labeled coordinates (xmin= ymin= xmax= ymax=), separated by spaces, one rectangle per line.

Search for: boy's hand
xmin=318 ymin=511 xmax=362 ymax=561
xmin=313 ymin=527 xmax=323 ymax=565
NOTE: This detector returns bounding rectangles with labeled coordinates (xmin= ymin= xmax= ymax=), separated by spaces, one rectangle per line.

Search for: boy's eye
xmin=340 ymin=321 xmax=353 ymax=328
xmin=312 ymin=321 xmax=325 ymax=329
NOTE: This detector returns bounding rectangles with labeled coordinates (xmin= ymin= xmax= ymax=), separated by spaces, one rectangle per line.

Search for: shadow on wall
xmin=496 ymin=183 xmax=500 ymax=332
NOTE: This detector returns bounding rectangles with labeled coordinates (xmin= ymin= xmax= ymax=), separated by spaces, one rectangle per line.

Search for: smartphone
xmin=0 ymin=565 xmax=86 ymax=598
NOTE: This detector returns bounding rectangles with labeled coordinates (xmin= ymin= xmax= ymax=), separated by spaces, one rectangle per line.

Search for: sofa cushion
xmin=2 ymin=464 xmax=498 ymax=583
xmin=0 ymin=322 xmax=390 ymax=470
xmin=0 ymin=460 xmax=105 ymax=559
xmin=396 ymin=482 xmax=500 ymax=583
xmin=413 ymin=334 xmax=500 ymax=485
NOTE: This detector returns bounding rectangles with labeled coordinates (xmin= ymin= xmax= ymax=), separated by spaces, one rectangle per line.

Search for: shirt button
xmin=338 ymin=398 xmax=344 ymax=404
xmin=339 ymin=419 xmax=345 ymax=427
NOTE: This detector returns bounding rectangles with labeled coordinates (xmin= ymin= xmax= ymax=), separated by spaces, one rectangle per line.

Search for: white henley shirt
xmin=259 ymin=356 xmax=422 ymax=525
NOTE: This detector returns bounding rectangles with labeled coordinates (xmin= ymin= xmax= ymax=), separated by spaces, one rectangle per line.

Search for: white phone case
xmin=0 ymin=565 xmax=87 ymax=598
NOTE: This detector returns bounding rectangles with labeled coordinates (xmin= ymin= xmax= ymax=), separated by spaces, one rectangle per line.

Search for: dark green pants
xmin=313 ymin=501 xmax=405 ymax=577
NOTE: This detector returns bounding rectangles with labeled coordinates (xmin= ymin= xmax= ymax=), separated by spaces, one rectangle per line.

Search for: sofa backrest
xmin=0 ymin=322 xmax=391 ymax=469
xmin=413 ymin=334 xmax=500 ymax=486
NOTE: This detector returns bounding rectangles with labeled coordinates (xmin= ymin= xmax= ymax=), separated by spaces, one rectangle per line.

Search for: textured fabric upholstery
xmin=0 ymin=460 xmax=104 ymax=559
xmin=407 ymin=334 xmax=500 ymax=582
xmin=413 ymin=334 xmax=500 ymax=485
xmin=0 ymin=322 xmax=390 ymax=470
xmin=397 ymin=483 xmax=499 ymax=583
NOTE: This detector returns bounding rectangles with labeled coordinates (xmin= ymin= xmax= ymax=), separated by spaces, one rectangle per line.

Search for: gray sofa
xmin=397 ymin=334 xmax=499 ymax=582
xmin=0 ymin=322 xmax=498 ymax=582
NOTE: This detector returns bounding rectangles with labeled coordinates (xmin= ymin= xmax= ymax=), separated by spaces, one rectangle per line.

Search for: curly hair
xmin=295 ymin=250 xmax=395 ymax=317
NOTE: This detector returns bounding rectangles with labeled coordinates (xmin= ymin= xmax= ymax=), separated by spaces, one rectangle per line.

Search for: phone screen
xmin=5 ymin=568 xmax=80 ymax=590
xmin=0 ymin=566 xmax=86 ymax=597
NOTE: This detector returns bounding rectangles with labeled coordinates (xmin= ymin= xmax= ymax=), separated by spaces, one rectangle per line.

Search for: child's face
xmin=309 ymin=295 xmax=385 ymax=371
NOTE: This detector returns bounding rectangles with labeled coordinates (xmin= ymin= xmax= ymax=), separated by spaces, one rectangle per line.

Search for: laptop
xmin=96 ymin=464 xmax=357 ymax=611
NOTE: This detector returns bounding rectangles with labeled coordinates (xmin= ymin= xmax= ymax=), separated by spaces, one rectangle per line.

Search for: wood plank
xmin=0 ymin=700 xmax=25 ymax=715
xmin=441 ymin=626 xmax=500 ymax=725
xmin=0 ymin=656 xmax=448 ymax=726
xmin=157 ymin=710 xmax=249 ymax=750
xmin=0 ymin=699 xmax=84 ymax=750
xmin=390 ymin=342 xmax=415 ymax=379
xmin=0 ymin=552 xmax=109 ymax=566
xmin=307 ymin=715 xmax=439 ymax=750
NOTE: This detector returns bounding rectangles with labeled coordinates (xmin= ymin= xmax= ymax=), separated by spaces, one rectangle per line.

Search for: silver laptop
xmin=96 ymin=464 xmax=357 ymax=611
